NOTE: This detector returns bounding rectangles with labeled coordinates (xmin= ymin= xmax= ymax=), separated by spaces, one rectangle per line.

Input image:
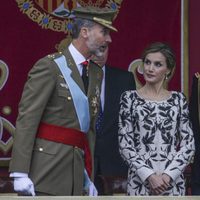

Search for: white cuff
xmin=10 ymin=172 xmax=28 ymax=178
xmin=136 ymin=167 xmax=154 ymax=182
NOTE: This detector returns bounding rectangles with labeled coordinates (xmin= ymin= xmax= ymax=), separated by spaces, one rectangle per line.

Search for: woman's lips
xmin=146 ymin=73 xmax=155 ymax=78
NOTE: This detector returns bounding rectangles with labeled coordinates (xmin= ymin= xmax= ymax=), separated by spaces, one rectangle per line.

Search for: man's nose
xmin=106 ymin=34 xmax=112 ymax=43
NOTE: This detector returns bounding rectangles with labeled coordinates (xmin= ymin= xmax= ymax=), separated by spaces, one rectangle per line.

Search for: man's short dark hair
xmin=71 ymin=18 xmax=96 ymax=39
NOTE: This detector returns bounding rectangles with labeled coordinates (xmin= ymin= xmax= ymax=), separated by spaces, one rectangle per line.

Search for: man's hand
xmin=13 ymin=177 xmax=35 ymax=196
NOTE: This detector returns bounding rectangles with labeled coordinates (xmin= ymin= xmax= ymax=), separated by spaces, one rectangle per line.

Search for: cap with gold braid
xmin=73 ymin=6 xmax=118 ymax=32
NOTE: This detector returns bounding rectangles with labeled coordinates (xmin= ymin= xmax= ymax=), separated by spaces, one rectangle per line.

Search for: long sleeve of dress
xmin=163 ymin=93 xmax=195 ymax=181
xmin=118 ymin=91 xmax=155 ymax=182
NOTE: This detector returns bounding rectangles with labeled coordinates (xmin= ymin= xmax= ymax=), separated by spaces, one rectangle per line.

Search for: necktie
xmin=81 ymin=61 xmax=89 ymax=93
xmin=95 ymin=102 xmax=103 ymax=134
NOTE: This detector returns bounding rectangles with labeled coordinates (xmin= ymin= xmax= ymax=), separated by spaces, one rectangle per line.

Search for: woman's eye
xmin=155 ymin=62 xmax=162 ymax=67
xmin=144 ymin=60 xmax=151 ymax=65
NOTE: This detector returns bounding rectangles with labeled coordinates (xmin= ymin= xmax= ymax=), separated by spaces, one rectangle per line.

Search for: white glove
xmin=13 ymin=177 xmax=35 ymax=196
xmin=88 ymin=181 xmax=98 ymax=196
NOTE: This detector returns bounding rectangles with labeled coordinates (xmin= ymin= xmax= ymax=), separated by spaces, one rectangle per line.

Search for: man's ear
xmin=80 ymin=27 xmax=89 ymax=38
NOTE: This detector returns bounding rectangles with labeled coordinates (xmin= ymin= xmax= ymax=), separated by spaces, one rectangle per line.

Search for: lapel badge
xmin=91 ymin=96 xmax=98 ymax=116
xmin=90 ymin=85 xmax=101 ymax=115
xmin=60 ymin=83 xmax=69 ymax=89
xmin=95 ymin=86 xmax=100 ymax=98
xmin=97 ymin=72 xmax=102 ymax=80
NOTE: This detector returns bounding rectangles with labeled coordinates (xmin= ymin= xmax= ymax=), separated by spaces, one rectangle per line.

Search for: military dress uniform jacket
xmin=9 ymin=47 xmax=103 ymax=195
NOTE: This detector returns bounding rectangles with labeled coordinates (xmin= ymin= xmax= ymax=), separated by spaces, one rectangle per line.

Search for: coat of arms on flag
xmin=15 ymin=0 xmax=123 ymax=36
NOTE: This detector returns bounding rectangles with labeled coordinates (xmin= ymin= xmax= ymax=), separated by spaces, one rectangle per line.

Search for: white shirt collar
xmin=102 ymin=65 xmax=105 ymax=73
xmin=68 ymin=43 xmax=86 ymax=74
xmin=100 ymin=65 xmax=105 ymax=111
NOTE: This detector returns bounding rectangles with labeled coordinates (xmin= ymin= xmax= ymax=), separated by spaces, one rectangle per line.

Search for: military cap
xmin=73 ymin=6 xmax=117 ymax=32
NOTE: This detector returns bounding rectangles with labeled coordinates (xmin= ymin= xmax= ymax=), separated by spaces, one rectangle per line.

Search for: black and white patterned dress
xmin=118 ymin=90 xmax=195 ymax=196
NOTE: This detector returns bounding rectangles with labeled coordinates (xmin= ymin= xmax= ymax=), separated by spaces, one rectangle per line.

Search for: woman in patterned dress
xmin=118 ymin=42 xmax=195 ymax=196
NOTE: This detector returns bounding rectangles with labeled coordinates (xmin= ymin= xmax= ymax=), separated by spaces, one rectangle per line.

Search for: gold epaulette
xmin=47 ymin=52 xmax=63 ymax=60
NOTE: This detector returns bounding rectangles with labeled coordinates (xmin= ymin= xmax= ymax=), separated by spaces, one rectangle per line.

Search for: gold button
xmin=67 ymin=96 xmax=72 ymax=100
xmin=39 ymin=147 xmax=43 ymax=151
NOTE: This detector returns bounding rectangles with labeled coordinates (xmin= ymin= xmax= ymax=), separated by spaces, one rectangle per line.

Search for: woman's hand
xmin=161 ymin=173 xmax=171 ymax=187
xmin=147 ymin=174 xmax=169 ymax=195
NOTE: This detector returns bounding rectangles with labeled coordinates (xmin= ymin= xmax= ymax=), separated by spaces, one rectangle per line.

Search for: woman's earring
xmin=165 ymin=74 xmax=168 ymax=80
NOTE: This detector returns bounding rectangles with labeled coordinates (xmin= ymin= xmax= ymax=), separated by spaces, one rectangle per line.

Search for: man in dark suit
xmin=190 ymin=73 xmax=200 ymax=195
xmin=9 ymin=6 xmax=117 ymax=196
xmin=91 ymin=47 xmax=136 ymax=195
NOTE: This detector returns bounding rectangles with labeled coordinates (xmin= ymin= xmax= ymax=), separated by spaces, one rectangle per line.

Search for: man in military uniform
xmin=9 ymin=6 xmax=117 ymax=196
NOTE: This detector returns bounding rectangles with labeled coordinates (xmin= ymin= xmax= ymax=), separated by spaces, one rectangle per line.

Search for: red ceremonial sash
xmin=36 ymin=122 xmax=92 ymax=177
